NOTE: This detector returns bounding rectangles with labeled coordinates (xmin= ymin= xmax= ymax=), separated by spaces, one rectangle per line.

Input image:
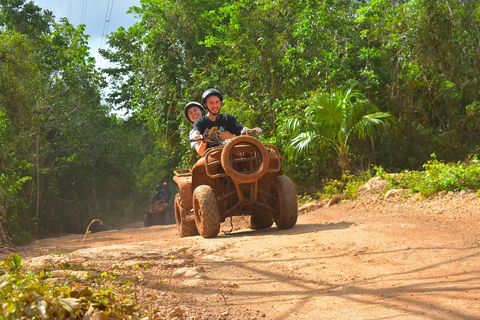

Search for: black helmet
xmin=201 ymin=89 xmax=223 ymax=115
xmin=156 ymin=184 xmax=161 ymax=190
xmin=184 ymin=102 xmax=205 ymax=123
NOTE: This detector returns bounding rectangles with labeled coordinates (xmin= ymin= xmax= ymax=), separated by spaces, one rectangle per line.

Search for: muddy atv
xmin=173 ymin=132 xmax=297 ymax=238
xmin=144 ymin=200 xmax=175 ymax=227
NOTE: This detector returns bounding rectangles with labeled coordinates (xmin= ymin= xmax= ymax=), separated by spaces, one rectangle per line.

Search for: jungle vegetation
xmin=1 ymin=0 xmax=479 ymax=243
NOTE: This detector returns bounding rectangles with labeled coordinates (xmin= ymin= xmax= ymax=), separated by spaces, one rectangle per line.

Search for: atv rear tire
xmin=247 ymin=211 xmax=274 ymax=229
xmin=165 ymin=205 xmax=176 ymax=225
xmin=174 ymin=193 xmax=199 ymax=237
xmin=193 ymin=185 xmax=221 ymax=238
xmin=272 ymin=175 xmax=298 ymax=229
xmin=221 ymin=136 xmax=270 ymax=183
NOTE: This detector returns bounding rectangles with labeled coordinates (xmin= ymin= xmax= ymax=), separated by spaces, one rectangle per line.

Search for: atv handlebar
xmin=190 ymin=129 xmax=264 ymax=142
xmin=189 ymin=131 xmax=222 ymax=142
xmin=241 ymin=129 xmax=265 ymax=136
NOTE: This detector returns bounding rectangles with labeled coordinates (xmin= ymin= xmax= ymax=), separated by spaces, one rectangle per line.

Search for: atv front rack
xmin=203 ymin=142 xmax=281 ymax=179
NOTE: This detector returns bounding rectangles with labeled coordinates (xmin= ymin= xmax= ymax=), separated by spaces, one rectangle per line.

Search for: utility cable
xmin=81 ymin=0 xmax=88 ymax=25
xmin=67 ymin=0 xmax=72 ymax=22
xmin=97 ymin=0 xmax=115 ymax=69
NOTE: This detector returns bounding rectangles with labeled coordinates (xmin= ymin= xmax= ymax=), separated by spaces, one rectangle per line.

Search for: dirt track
xmin=5 ymin=192 xmax=480 ymax=319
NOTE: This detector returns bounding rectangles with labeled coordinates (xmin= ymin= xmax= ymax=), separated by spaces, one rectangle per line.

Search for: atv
xmin=173 ymin=130 xmax=297 ymax=238
xmin=144 ymin=199 xmax=175 ymax=227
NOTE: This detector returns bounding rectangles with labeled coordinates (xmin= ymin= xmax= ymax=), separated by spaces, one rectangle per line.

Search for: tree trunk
xmin=0 ymin=206 xmax=11 ymax=248
xmin=338 ymin=144 xmax=351 ymax=174
xmin=0 ymin=220 xmax=8 ymax=246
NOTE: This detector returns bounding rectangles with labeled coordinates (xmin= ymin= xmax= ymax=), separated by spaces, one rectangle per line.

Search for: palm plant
xmin=284 ymin=85 xmax=396 ymax=173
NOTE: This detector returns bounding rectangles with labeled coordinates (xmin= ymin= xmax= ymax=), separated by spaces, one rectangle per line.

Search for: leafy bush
xmin=0 ymin=254 xmax=139 ymax=319
xmin=313 ymin=154 xmax=480 ymax=202
xmin=323 ymin=170 xmax=373 ymax=199
xmin=0 ymin=172 xmax=34 ymax=245
xmin=375 ymin=155 xmax=480 ymax=197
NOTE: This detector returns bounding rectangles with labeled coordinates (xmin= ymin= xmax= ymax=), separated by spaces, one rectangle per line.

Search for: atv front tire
xmin=193 ymin=185 xmax=221 ymax=238
xmin=272 ymin=175 xmax=298 ymax=229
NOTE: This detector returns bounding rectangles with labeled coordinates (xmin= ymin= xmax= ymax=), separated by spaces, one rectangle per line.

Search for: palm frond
xmin=355 ymin=112 xmax=396 ymax=139
xmin=310 ymin=92 xmax=344 ymax=131
xmin=290 ymin=132 xmax=314 ymax=152
xmin=285 ymin=132 xmax=314 ymax=158
xmin=285 ymin=130 xmax=332 ymax=159
xmin=283 ymin=116 xmax=304 ymax=133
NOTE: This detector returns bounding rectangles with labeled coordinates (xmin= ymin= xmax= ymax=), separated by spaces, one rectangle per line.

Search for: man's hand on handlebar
xmin=241 ymin=128 xmax=264 ymax=136
xmin=219 ymin=131 xmax=235 ymax=140
xmin=190 ymin=128 xmax=264 ymax=143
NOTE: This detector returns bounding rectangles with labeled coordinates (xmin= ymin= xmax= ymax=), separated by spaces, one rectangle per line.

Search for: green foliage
xmin=3 ymin=0 xmax=480 ymax=243
xmin=356 ymin=0 xmax=480 ymax=168
xmin=297 ymin=169 xmax=372 ymax=205
xmin=104 ymin=0 xmax=224 ymax=142
xmin=316 ymin=155 xmax=480 ymax=201
xmin=102 ymin=0 xmax=480 ymax=193
xmin=0 ymin=172 xmax=31 ymax=200
xmin=0 ymin=3 xmax=152 ymax=241
xmin=0 ymin=254 xmax=138 ymax=319
xmin=375 ymin=155 xmax=480 ymax=197
xmin=323 ymin=170 xmax=373 ymax=200
xmin=297 ymin=192 xmax=321 ymax=206
xmin=284 ymin=85 xmax=396 ymax=173
xmin=0 ymin=85 xmax=36 ymax=244
xmin=0 ymin=170 xmax=33 ymax=244
xmin=0 ymin=0 xmax=54 ymax=39
xmin=137 ymin=143 xmax=184 ymax=198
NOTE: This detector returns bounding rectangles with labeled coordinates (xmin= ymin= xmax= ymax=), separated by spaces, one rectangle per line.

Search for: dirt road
xmin=6 ymin=192 xmax=480 ymax=319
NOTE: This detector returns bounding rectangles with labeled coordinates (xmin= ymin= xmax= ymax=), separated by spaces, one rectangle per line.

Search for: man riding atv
xmin=174 ymin=92 xmax=298 ymax=238
xmin=191 ymin=89 xmax=262 ymax=156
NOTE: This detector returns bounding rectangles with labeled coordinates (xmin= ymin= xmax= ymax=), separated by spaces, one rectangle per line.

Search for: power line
xmin=67 ymin=0 xmax=72 ymax=21
xmin=80 ymin=0 xmax=84 ymax=24
xmin=80 ymin=0 xmax=88 ymax=25
xmin=100 ymin=0 xmax=114 ymax=49
xmin=106 ymin=0 xmax=115 ymax=34
xmin=97 ymin=0 xmax=115 ymax=69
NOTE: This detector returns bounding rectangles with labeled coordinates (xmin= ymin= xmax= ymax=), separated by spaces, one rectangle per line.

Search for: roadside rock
xmin=327 ymin=194 xmax=345 ymax=206
xmin=356 ymin=177 xmax=388 ymax=197
xmin=298 ymin=200 xmax=323 ymax=214
xmin=384 ymin=189 xmax=409 ymax=199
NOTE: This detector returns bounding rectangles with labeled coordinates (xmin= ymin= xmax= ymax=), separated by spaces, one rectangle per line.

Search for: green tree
xmin=102 ymin=0 xmax=224 ymax=142
xmin=0 ymin=109 xmax=33 ymax=245
xmin=0 ymin=31 xmax=41 ymax=242
xmin=201 ymin=0 xmax=299 ymax=130
xmin=1 ymin=1 xmax=153 ymax=241
xmin=355 ymin=0 xmax=480 ymax=168
xmin=284 ymin=85 xmax=396 ymax=174
xmin=0 ymin=0 xmax=53 ymax=38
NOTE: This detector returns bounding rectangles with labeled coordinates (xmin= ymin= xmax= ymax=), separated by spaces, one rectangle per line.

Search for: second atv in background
xmin=144 ymin=183 xmax=175 ymax=227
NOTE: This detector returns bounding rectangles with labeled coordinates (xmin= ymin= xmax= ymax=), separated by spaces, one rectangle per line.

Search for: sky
xmin=31 ymin=0 xmax=141 ymax=69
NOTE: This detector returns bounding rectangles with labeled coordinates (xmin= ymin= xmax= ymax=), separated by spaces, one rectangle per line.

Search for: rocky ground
xmin=3 ymin=187 xmax=480 ymax=319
